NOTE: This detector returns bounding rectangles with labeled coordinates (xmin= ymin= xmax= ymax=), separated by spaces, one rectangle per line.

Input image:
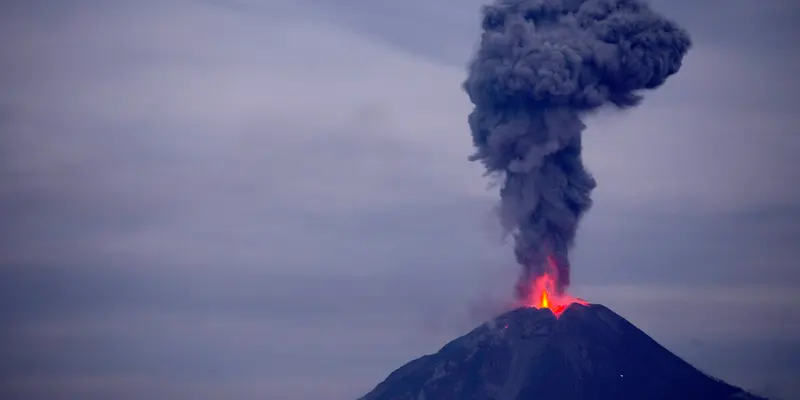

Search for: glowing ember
xmin=523 ymin=257 xmax=588 ymax=317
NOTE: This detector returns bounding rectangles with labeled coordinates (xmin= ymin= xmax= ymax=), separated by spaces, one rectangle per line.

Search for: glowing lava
xmin=523 ymin=257 xmax=588 ymax=317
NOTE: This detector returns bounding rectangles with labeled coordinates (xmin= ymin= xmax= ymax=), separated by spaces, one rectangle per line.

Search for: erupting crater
xmin=522 ymin=257 xmax=588 ymax=317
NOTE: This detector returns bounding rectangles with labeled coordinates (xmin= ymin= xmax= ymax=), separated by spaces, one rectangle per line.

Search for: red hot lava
xmin=522 ymin=256 xmax=588 ymax=317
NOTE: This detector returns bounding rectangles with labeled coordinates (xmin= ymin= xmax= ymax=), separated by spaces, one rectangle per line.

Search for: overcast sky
xmin=1 ymin=0 xmax=798 ymax=399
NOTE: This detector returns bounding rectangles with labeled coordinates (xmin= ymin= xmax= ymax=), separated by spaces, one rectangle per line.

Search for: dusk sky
xmin=1 ymin=0 xmax=798 ymax=399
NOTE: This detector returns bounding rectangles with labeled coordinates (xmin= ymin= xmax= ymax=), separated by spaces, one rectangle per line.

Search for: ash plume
xmin=463 ymin=0 xmax=691 ymax=297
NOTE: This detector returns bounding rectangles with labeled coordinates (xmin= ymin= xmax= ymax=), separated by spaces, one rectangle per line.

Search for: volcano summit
xmin=360 ymin=305 xmax=765 ymax=400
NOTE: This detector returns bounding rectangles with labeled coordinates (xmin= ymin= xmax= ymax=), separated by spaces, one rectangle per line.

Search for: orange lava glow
xmin=523 ymin=257 xmax=588 ymax=317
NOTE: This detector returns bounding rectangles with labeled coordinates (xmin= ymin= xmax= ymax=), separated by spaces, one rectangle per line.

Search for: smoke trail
xmin=463 ymin=0 xmax=691 ymax=297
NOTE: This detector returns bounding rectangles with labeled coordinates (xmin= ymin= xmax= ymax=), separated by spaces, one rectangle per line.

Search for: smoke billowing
xmin=463 ymin=0 xmax=691 ymax=297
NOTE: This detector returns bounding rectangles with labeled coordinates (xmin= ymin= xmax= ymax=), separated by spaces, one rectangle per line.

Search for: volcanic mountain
xmin=360 ymin=304 xmax=765 ymax=400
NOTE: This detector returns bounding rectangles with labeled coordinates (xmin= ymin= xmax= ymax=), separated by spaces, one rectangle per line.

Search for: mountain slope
xmin=360 ymin=305 xmax=765 ymax=400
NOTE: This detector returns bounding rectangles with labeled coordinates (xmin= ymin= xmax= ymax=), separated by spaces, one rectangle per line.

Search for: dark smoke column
xmin=463 ymin=0 xmax=691 ymax=297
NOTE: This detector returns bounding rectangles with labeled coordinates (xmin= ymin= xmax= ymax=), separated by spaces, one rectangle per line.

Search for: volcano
xmin=360 ymin=304 xmax=765 ymax=400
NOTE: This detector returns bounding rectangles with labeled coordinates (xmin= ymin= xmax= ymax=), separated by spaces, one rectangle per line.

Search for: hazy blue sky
xmin=1 ymin=0 xmax=798 ymax=399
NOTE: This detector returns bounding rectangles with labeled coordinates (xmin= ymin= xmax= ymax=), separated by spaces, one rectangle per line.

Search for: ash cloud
xmin=463 ymin=0 xmax=691 ymax=296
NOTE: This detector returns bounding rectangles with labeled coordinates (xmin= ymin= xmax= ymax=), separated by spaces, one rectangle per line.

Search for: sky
xmin=0 ymin=0 xmax=798 ymax=399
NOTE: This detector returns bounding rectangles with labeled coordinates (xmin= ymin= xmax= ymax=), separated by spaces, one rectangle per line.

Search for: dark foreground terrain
xmin=361 ymin=304 xmax=766 ymax=400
